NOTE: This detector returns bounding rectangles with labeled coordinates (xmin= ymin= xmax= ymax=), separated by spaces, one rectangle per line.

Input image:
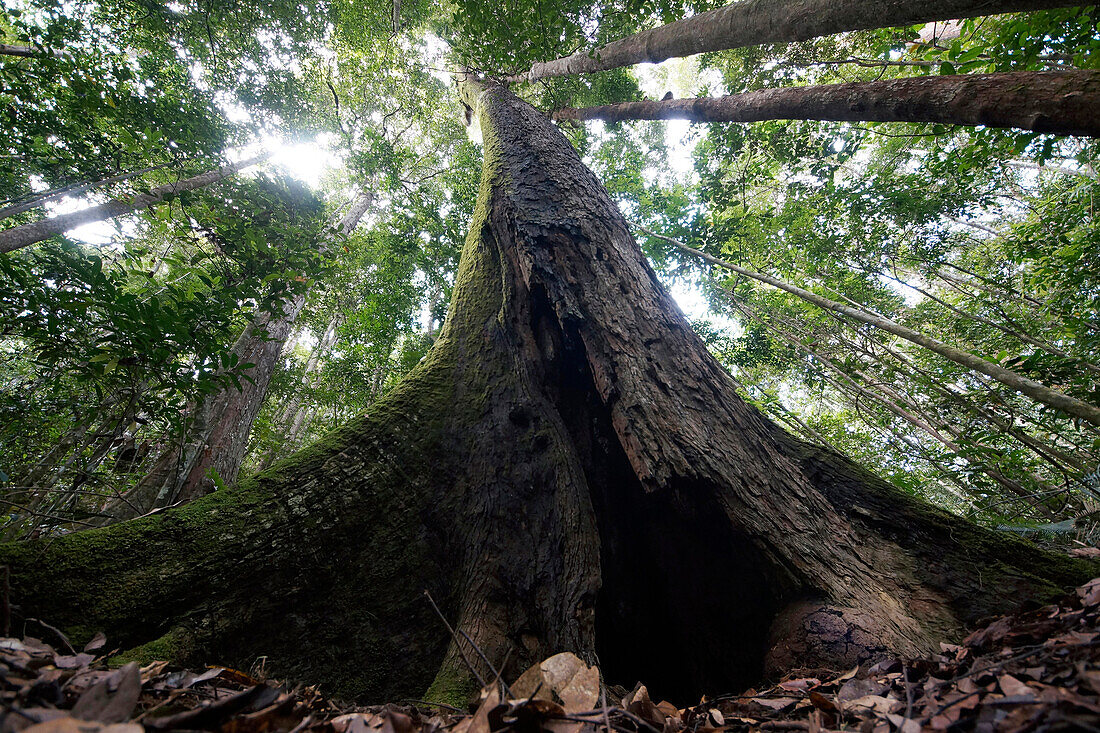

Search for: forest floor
xmin=4 ymin=576 xmax=1100 ymax=733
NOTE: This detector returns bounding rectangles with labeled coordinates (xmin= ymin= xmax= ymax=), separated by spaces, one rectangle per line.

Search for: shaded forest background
xmin=1 ymin=0 xmax=1099 ymax=539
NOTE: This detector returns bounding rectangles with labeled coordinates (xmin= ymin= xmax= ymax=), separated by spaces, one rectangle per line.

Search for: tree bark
xmin=553 ymin=71 xmax=1100 ymax=138
xmin=0 ymin=164 xmax=171 ymax=222
xmin=93 ymin=303 xmax=307 ymax=522
xmin=2 ymin=81 xmax=1092 ymax=706
xmin=0 ymin=154 xmax=270 ymax=254
xmin=0 ymin=44 xmax=62 ymax=58
xmin=509 ymin=0 xmax=1081 ymax=83
xmin=95 ymin=195 xmax=374 ymax=523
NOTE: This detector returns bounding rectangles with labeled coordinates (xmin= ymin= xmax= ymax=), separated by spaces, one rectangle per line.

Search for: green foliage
xmin=3 ymin=0 xmax=1099 ymax=540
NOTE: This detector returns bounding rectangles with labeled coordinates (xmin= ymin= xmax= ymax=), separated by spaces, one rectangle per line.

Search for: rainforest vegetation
xmin=1 ymin=0 xmax=1099 ymax=707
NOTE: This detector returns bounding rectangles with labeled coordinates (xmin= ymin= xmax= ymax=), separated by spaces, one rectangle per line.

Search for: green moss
xmin=109 ymin=627 xmax=196 ymax=667
xmin=424 ymin=663 xmax=480 ymax=709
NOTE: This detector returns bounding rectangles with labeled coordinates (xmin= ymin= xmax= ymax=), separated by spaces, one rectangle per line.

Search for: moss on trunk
xmin=3 ymin=80 xmax=1094 ymax=706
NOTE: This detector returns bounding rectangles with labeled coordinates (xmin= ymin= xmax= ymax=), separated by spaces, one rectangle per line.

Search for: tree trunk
xmin=0 ymin=154 xmax=270 ymax=254
xmin=2 ymin=81 xmax=1091 ymax=707
xmin=553 ymin=72 xmax=1100 ymax=137
xmin=96 ymin=196 xmax=373 ymax=523
xmin=94 ymin=304 xmax=306 ymax=522
xmin=259 ymin=315 xmax=343 ymax=468
xmin=509 ymin=0 xmax=1080 ymax=83
xmin=0 ymin=164 xmax=171 ymax=222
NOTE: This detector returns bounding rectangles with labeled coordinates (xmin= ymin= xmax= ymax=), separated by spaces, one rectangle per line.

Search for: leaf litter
xmin=4 ymin=578 xmax=1100 ymax=732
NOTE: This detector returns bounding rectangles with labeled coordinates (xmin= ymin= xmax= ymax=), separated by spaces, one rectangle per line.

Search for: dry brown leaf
xmin=750 ymin=698 xmax=797 ymax=711
xmin=998 ymin=674 xmax=1034 ymax=699
xmin=509 ymin=664 xmax=553 ymax=703
xmin=807 ymin=691 xmax=837 ymax=714
xmin=83 ymin=634 xmax=106 ymax=654
xmin=454 ymin=685 xmax=500 ymax=733
xmin=844 ymin=695 xmax=898 ymax=716
xmin=22 ymin=720 xmax=142 ymax=733
xmin=540 ymin=653 xmax=599 ymax=713
xmin=828 ymin=666 xmax=859 ymax=685
xmin=511 ymin=653 xmax=598 ymax=713
xmin=330 ymin=714 xmax=372 ymax=733
xmin=1077 ymin=578 xmax=1100 ymax=607
xmin=627 ymin=686 xmax=665 ymax=729
xmin=884 ymin=714 xmax=920 ymax=733
xmin=2 ymin=709 xmax=68 ymax=733
xmin=655 ymin=701 xmax=680 ymax=722
xmin=70 ymin=662 xmax=141 ymax=724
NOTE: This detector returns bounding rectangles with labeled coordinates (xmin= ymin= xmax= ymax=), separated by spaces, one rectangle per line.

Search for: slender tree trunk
xmin=823 ymin=311 xmax=1091 ymax=474
xmin=553 ymin=72 xmax=1100 ymax=138
xmin=96 ymin=195 xmax=373 ymax=523
xmin=658 ymin=230 xmax=1100 ymax=425
xmin=0 ymin=44 xmax=60 ymax=58
xmin=863 ymin=263 xmax=1100 ymax=375
xmin=259 ymin=314 xmax=343 ymax=468
xmin=509 ymin=0 xmax=1081 ymax=83
xmin=728 ymin=292 xmax=1059 ymax=517
xmin=0 ymin=154 xmax=270 ymax=254
xmin=3 ymin=82 xmax=1091 ymax=707
xmin=0 ymin=164 xmax=171 ymax=221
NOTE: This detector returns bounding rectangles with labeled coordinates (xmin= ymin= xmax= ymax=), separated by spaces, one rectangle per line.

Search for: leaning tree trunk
xmin=2 ymin=81 xmax=1091 ymax=707
xmin=96 ymin=195 xmax=374 ymax=523
xmin=508 ymin=0 xmax=1080 ymax=83
xmin=92 ymin=303 xmax=307 ymax=523
xmin=0 ymin=153 xmax=270 ymax=254
xmin=553 ymin=71 xmax=1100 ymax=138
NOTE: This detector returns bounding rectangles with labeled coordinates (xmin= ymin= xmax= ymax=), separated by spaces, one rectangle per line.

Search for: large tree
xmin=3 ymin=79 xmax=1090 ymax=706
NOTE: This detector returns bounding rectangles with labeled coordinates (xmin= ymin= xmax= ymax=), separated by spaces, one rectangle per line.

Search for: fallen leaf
xmin=83 ymin=634 xmax=107 ymax=654
xmin=655 ymin=700 xmax=680 ymax=722
xmin=1077 ymin=578 xmax=1100 ymax=607
xmin=22 ymin=720 xmax=141 ymax=733
xmin=330 ymin=714 xmax=372 ymax=733
xmin=54 ymin=654 xmax=95 ymax=670
xmin=998 ymin=674 xmax=1034 ymax=699
xmin=884 ymin=713 xmax=920 ymax=733
xmin=845 ymin=695 xmax=898 ymax=716
xmin=539 ymin=653 xmax=599 ymax=712
xmin=750 ymin=698 xmax=797 ymax=711
xmin=71 ymin=662 xmax=141 ymax=723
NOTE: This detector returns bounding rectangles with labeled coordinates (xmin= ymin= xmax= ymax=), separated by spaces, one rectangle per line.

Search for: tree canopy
xmin=1 ymin=0 xmax=1098 ymax=538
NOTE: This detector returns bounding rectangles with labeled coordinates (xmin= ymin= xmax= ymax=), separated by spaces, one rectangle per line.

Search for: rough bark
xmin=2 ymin=82 xmax=1092 ymax=706
xmin=553 ymin=71 xmax=1100 ymax=138
xmin=509 ymin=0 xmax=1081 ymax=83
xmin=0 ymin=154 xmax=270 ymax=254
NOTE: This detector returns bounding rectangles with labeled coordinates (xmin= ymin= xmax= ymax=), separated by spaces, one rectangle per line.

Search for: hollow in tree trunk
xmin=2 ymin=81 xmax=1091 ymax=706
